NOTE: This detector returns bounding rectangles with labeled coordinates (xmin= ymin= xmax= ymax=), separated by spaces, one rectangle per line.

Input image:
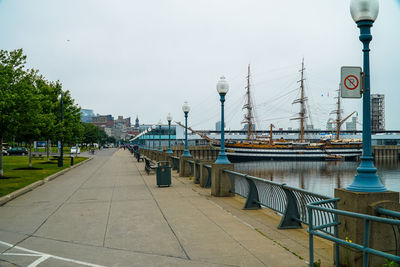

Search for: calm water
xmin=234 ymin=159 xmax=400 ymax=197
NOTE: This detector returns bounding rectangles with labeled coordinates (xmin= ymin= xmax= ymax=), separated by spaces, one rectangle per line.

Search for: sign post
xmin=340 ymin=66 xmax=362 ymax=98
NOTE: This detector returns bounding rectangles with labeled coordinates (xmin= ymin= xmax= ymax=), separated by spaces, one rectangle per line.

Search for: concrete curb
xmin=0 ymin=157 xmax=93 ymax=206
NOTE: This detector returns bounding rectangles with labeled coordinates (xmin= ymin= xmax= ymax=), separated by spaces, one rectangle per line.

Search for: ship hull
xmin=215 ymin=144 xmax=361 ymax=163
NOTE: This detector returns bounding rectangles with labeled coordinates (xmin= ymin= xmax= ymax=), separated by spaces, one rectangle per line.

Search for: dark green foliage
xmin=82 ymin=123 xmax=113 ymax=145
xmin=0 ymin=49 xmax=83 ymax=176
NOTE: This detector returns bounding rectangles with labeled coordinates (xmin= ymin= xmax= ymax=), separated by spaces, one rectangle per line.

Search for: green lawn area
xmin=0 ymin=156 xmax=88 ymax=197
xmin=35 ymin=146 xmax=74 ymax=153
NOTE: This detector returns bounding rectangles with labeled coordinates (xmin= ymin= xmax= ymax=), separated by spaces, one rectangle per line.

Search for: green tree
xmin=16 ymin=70 xmax=46 ymax=168
xmin=82 ymin=123 xmax=101 ymax=145
xmin=0 ymin=49 xmax=29 ymax=177
xmin=59 ymin=90 xmax=83 ymax=146
xmin=36 ymin=78 xmax=58 ymax=161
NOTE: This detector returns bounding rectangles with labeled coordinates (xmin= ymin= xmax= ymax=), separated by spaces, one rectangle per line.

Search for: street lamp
xmin=58 ymin=91 xmax=64 ymax=167
xmin=347 ymin=0 xmax=386 ymax=192
xmin=147 ymin=127 xmax=151 ymax=149
xmin=181 ymin=101 xmax=191 ymax=157
xmin=152 ymin=125 xmax=156 ymax=150
xmin=166 ymin=113 xmax=173 ymax=154
xmin=158 ymin=120 xmax=162 ymax=151
xmin=215 ymin=76 xmax=231 ymax=164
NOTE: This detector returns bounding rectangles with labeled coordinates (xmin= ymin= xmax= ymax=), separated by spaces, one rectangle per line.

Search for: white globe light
xmin=167 ymin=113 xmax=173 ymax=122
xmin=350 ymin=0 xmax=379 ymax=23
xmin=216 ymin=76 xmax=229 ymax=94
xmin=182 ymin=101 xmax=190 ymax=113
xmin=152 ymin=125 xmax=156 ymax=129
xmin=147 ymin=127 xmax=151 ymax=131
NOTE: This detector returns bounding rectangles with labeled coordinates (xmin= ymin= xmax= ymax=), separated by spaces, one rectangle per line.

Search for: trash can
xmin=156 ymin=161 xmax=171 ymax=187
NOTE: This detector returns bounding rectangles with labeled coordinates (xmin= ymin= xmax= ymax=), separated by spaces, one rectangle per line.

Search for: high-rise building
xmin=215 ymin=121 xmax=225 ymax=131
xmin=346 ymin=116 xmax=357 ymax=131
xmin=326 ymin=118 xmax=335 ymax=131
xmin=81 ymin=109 xmax=95 ymax=123
xmin=371 ymin=94 xmax=385 ymax=131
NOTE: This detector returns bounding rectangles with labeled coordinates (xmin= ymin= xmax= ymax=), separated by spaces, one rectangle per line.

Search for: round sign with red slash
xmin=344 ymin=75 xmax=359 ymax=90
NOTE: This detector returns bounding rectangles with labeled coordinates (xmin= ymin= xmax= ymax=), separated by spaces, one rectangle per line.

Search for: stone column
xmin=199 ymin=160 xmax=213 ymax=187
xmin=179 ymin=156 xmax=193 ymax=177
xmin=334 ymin=189 xmax=399 ymax=267
xmin=211 ymin=163 xmax=234 ymax=197
xmin=166 ymin=154 xmax=173 ymax=169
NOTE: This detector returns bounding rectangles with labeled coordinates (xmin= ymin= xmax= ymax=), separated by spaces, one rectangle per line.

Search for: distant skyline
xmin=0 ymin=0 xmax=399 ymax=130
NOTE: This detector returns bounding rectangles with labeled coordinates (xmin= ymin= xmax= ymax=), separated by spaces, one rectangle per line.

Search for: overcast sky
xmin=0 ymin=0 xmax=399 ymax=130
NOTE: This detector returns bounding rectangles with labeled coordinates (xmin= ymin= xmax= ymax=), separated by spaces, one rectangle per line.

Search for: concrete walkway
xmin=0 ymin=149 xmax=322 ymax=266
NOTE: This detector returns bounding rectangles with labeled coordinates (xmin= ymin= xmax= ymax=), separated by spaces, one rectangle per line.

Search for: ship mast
xmin=242 ymin=64 xmax=254 ymax=141
xmin=291 ymin=59 xmax=307 ymax=143
xmin=332 ymin=88 xmax=342 ymax=140
xmin=330 ymin=88 xmax=356 ymax=140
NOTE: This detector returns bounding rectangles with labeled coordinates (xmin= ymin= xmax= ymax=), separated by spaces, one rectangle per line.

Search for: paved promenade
xmin=0 ymin=149 xmax=330 ymax=266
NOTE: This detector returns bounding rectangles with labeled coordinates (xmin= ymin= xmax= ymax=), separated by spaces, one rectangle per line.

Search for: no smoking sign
xmin=341 ymin=66 xmax=362 ymax=98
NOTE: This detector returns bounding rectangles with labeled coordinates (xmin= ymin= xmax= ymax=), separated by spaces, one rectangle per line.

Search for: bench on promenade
xmin=144 ymin=158 xmax=157 ymax=174
xmin=134 ymin=151 xmax=144 ymax=162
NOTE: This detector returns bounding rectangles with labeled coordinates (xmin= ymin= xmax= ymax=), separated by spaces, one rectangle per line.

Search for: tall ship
xmin=181 ymin=60 xmax=363 ymax=162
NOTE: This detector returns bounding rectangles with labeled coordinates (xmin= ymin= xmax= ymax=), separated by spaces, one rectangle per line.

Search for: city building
xmin=371 ymin=94 xmax=385 ymax=131
xmin=242 ymin=124 xmax=256 ymax=131
xmin=92 ymin=115 xmax=114 ymax=128
xmin=215 ymin=121 xmax=225 ymax=131
xmin=305 ymin=124 xmax=314 ymax=130
xmin=81 ymin=109 xmax=95 ymax=123
xmin=326 ymin=118 xmax=335 ymax=131
xmin=134 ymin=116 xmax=140 ymax=128
xmin=346 ymin=117 xmax=357 ymax=131
xmin=115 ymin=116 xmax=131 ymax=129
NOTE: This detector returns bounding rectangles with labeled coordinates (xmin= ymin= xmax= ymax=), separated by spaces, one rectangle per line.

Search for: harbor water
xmin=234 ymin=159 xmax=400 ymax=198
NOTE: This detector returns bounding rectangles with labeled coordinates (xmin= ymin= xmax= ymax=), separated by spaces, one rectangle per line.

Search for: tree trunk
xmin=0 ymin=135 xmax=3 ymax=177
xmin=47 ymin=139 xmax=50 ymax=162
xmin=29 ymin=143 xmax=32 ymax=168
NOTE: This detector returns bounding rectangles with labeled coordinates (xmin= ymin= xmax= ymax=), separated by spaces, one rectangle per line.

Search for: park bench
xmin=144 ymin=157 xmax=157 ymax=175
xmin=134 ymin=151 xmax=144 ymax=162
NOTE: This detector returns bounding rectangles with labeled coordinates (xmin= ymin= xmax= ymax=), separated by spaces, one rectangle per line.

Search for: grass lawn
xmin=0 ymin=156 xmax=88 ymax=197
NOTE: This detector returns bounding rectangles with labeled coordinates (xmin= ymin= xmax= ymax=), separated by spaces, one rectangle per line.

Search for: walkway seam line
xmin=133 ymin=159 xmax=191 ymax=261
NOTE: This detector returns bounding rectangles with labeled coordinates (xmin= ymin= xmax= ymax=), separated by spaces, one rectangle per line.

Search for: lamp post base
xmin=347 ymin=156 xmax=386 ymax=192
xmin=181 ymin=150 xmax=191 ymax=157
xmin=215 ymin=153 xmax=231 ymax=164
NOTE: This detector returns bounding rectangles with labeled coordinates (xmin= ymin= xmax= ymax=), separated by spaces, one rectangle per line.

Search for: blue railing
xmin=307 ymin=200 xmax=400 ymax=267
xmin=224 ymin=169 xmax=334 ymax=233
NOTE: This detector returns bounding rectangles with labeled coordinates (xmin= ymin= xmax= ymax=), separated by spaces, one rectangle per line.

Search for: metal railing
xmin=170 ymin=156 xmax=180 ymax=172
xmin=203 ymin=164 xmax=212 ymax=188
xmin=308 ymin=200 xmax=400 ymax=267
xmin=375 ymin=207 xmax=400 ymax=258
xmin=224 ymin=169 xmax=334 ymax=233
